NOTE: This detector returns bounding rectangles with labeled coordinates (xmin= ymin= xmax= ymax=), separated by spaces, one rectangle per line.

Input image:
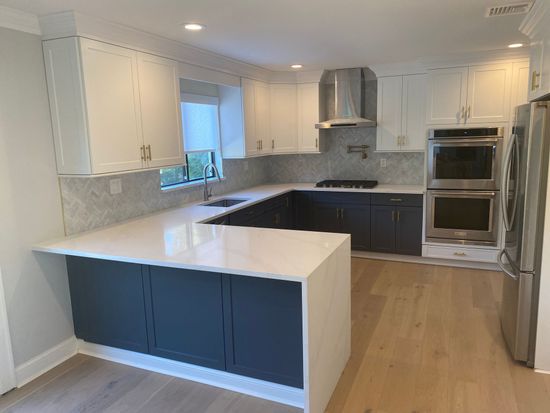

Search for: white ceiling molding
xmin=519 ymin=0 xmax=550 ymax=38
xmin=39 ymin=11 xmax=272 ymax=82
xmin=0 ymin=5 xmax=41 ymax=35
xmin=419 ymin=48 xmax=530 ymax=70
xmin=178 ymin=61 xmax=240 ymax=88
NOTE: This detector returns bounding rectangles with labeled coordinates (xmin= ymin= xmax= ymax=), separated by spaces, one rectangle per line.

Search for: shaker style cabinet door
xmin=426 ymin=67 xmax=468 ymax=125
xmin=395 ymin=206 xmax=423 ymax=256
xmin=241 ymin=78 xmax=260 ymax=156
xmin=376 ymin=76 xmax=403 ymax=151
xmin=370 ymin=205 xmax=396 ymax=253
xmin=79 ymin=38 xmax=145 ymax=174
xmin=466 ymin=63 xmax=512 ymax=124
xmin=270 ymin=83 xmax=298 ymax=153
xmin=254 ymin=80 xmax=271 ymax=154
xmin=297 ymin=83 xmax=320 ymax=152
xmin=401 ymin=74 xmax=427 ymax=151
xmin=137 ymin=53 xmax=185 ymax=168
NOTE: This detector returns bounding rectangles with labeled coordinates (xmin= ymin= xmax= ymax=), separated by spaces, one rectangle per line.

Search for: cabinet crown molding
xmin=519 ymin=0 xmax=550 ymax=38
xmin=0 ymin=5 xmax=41 ymax=35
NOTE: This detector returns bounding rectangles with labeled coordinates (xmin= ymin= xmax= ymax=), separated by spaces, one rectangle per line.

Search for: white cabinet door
xmin=241 ymin=78 xmax=259 ymax=156
xmin=137 ymin=53 xmax=185 ymax=168
xmin=426 ymin=67 xmax=468 ymax=125
xmin=528 ymin=39 xmax=545 ymax=101
xmin=466 ymin=63 xmax=512 ymax=124
xmin=270 ymin=84 xmax=298 ymax=153
xmin=510 ymin=61 xmax=530 ymax=121
xmin=401 ymin=74 xmax=427 ymax=151
xmin=254 ymin=80 xmax=271 ymax=154
xmin=297 ymin=83 xmax=320 ymax=152
xmin=80 ymin=38 xmax=144 ymax=174
xmin=376 ymin=76 xmax=402 ymax=151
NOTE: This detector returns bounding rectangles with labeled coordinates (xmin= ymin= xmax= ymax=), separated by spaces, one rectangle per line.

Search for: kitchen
xmin=1 ymin=1 xmax=550 ymax=412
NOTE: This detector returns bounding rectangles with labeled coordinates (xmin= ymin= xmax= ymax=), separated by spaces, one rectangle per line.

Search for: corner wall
xmin=0 ymin=27 xmax=74 ymax=368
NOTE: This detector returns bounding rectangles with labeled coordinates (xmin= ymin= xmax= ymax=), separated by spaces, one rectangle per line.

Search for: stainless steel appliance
xmin=428 ymin=127 xmax=504 ymax=190
xmin=315 ymin=179 xmax=378 ymax=189
xmin=426 ymin=189 xmax=499 ymax=245
xmin=498 ymin=102 xmax=550 ymax=365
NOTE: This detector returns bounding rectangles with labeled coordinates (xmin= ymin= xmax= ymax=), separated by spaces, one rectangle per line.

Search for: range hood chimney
xmin=315 ymin=67 xmax=377 ymax=129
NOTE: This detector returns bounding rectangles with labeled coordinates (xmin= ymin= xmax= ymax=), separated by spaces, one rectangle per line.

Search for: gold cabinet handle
xmin=460 ymin=106 xmax=465 ymax=120
xmin=390 ymin=198 xmax=403 ymax=202
xmin=532 ymin=71 xmax=541 ymax=91
xmin=467 ymin=105 xmax=471 ymax=119
xmin=140 ymin=145 xmax=146 ymax=161
xmin=453 ymin=252 xmax=467 ymax=257
xmin=272 ymin=139 xmax=275 ymax=149
xmin=392 ymin=210 xmax=395 ymax=221
xmin=315 ymin=138 xmax=318 ymax=148
xmin=146 ymin=144 xmax=152 ymax=161
xmin=396 ymin=210 xmax=400 ymax=221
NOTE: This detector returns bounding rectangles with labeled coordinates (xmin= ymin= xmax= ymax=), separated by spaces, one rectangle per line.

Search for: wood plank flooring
xmin=2 ymin=258 xmax=550 ymax=413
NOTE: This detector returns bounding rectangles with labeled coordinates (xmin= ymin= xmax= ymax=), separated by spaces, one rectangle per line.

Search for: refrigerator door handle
xmin=501 ymin=133 xmax=517 ymax=232
xmin=498 ymin=249 xmax=519 ymax=280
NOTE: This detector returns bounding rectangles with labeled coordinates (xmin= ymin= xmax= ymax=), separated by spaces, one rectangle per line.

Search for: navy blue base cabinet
xmin=222 ymin=275 xmax=303 ymax=388
xmin=370 ymin=194 xmax=423 ymax=256
xmin=66 ymin=256 xmax=149 ymax=353
xmin=66 ymin=257 xmax=304 ymax=388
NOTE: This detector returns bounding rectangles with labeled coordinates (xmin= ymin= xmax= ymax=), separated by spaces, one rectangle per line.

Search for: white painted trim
xmin=0 ymin=267 xmax=16 ymax=394
xmin=15 ymin=336 xmax=77 ymax=387
xmin=535 ymin=368 xmax=550 ymax=375
xmin=351 ymin=250 xmax=499 ymax=271
xmin=0 ymin=5 xmax=41 ymax=35
xmin=77 ymin=340 xmax=304 ymax=408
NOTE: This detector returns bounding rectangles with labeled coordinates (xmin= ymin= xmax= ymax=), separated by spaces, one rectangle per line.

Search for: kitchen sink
xmin=201 ymin=198 xmax=249 ymax=208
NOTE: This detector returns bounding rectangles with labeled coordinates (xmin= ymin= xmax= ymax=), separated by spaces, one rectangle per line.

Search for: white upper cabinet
xmin=297 ymin=83 xmax=320 ymax=153
xmin=510 ymin=60 xmax=530 ymax=121
xmin=377 ymin=74 xmax=426 ymax=152
xmin=241 ymin=78 xmax=260 ymax=157
xmin=136 ymin=53 xmax=184 ymax=168
xmin=466 ymin=63 xmax=512 ymax=123
xmin=426 ymin=67 xmax=468 ymax=125
xmin=426 ymin=64 xmax=513 ymax=125
xmin=270 ymin=84 xmax=298 ymax=153
xmin=254 ymin=81 xmax=271 ymax=154
xmin=43 ymin=37 xmax=184 ymax=175
xmin=528 ymin=39 xmax=545 ymax=101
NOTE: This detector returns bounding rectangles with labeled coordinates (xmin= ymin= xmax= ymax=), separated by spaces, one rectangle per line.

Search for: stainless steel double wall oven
xmin=426 ymin=127 xmax=504 ymax=245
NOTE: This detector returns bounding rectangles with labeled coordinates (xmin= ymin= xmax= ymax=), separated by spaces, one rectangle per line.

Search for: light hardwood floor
xmin=2 ymin=258 xmax=550 ymax=413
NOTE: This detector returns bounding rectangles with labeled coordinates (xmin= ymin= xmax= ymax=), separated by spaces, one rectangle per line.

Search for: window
xmin=161 ymin=89 xmax=222 ymax=188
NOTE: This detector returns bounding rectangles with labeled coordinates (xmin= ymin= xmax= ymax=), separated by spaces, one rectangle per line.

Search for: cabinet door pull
xmin=467 ymin=105 xmax=471 ymax=119
xmin=336 ymin=208 xmax=340 ymax=219
xmin=390 ymin=198 xmax=403 ymax=202
xmin=453 ymin=252 xmax=467 ymax=257
xmin=392 ymin=210 xmax=395 ymax=221
xmin=140 ymin=145 xmax=146 ymax=161
xmin=146 ymin=145 xmax=152 ymax=161
xmin=396 ymin=210 xmax=400 ymax=221
xmin=532 ymin=71 xmax=541 ymax=91
xmin=341 ymin=208 xmax=344 ymax=220
xmin=272 ymin=139 xmax=275 ymax=149
xmin=315 ymin=138 xmax=318 ymax=148
xmin=460 ymin=106 xmax=465 ymax=120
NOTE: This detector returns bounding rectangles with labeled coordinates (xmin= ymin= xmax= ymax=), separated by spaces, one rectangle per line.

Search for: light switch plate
xmin=109 ymin=178 xmax=122 ymax=195
xmin=380 ymin=158 xmax=387 ymax=168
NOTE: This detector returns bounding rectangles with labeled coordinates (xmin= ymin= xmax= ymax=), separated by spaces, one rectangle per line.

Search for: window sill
xmin=161 ymin=176 xmax=226 ymax=193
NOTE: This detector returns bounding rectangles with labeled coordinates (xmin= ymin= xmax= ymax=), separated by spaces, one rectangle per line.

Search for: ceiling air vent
xmin=486 ymin=2 xmax=532 ymax=17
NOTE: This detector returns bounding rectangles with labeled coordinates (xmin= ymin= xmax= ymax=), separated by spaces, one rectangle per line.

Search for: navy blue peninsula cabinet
xmin=66 ymin=256 xmax=305 ymax=388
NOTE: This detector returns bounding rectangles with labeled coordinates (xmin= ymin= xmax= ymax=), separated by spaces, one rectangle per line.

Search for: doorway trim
xmin=0 ymin=266 xmax=16 ymax=394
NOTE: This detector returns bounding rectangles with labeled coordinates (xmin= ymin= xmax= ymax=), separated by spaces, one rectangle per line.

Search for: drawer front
xmin=372 ymin=193 xmax=423 ymax=207
xmin=423 ymin=244 xmax=498 ymax=263
xmin=309 ymin=191 xmax=371 ymax=205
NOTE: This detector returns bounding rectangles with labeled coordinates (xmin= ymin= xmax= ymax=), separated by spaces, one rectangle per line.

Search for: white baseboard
xmin=352 ymin=250 xmax=499 ymax=271
xmin=15 ymin=336 xmax=78 ymax=387
xmin=77 ymin=340 xmax=304 ymax=408
xmin=535 ymin=368 xmax=550 ymax=375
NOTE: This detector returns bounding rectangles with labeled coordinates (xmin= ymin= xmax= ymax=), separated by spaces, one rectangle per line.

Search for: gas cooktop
xmin=315 ymin=180 xmax=378 ymax=189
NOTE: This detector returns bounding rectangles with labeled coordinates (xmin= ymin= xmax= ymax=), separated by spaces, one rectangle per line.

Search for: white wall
xmin=0 ymin=27 xmax=73 ymax=368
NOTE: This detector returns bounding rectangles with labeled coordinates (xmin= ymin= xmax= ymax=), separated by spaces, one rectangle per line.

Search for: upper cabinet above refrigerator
xmin=426 ymin=63 xmax=513 ymax=125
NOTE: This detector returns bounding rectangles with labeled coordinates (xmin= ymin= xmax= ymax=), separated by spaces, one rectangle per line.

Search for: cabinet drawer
xmin=372 ymin=193 xmax=423 ymax=207
xmin=423 ymin=244 xmax=498 ymax=263
xmin=310 ymin=191 xmax=371 ymax=205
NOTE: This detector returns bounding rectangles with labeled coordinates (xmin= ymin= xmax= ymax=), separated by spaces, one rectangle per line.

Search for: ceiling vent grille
xmin=486 ymin=2 xmax=532 ymax=17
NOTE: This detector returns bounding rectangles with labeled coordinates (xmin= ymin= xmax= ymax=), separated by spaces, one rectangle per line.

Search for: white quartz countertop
xmin=34 ymin=183 xmax=424 ymax=281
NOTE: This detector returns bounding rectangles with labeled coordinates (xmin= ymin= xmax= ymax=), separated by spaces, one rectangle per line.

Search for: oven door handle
xmin=497 ymin=250 xmax=519 ymax=281
xmin=430 ymin=137 xmax=500 ymax=145
xmin=501 ymin=133 xmax=517 ymax=232
xmin=430 ymin=191 xmax=496 ymax=198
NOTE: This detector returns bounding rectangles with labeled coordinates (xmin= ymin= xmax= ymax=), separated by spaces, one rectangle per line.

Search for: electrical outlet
xmin=380 ymin=158 xmax=387 ymax=168
xmin=109 ymin=178 xmax=122 ymax=195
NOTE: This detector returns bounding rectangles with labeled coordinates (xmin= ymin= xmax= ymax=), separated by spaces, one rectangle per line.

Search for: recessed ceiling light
xmin=508 ymin=43 xmax=524 ymax=48
xmin=183 ymin=23 xmax=205 ymax=31
xmin=291 ymin=64 xmax=303 ymax=69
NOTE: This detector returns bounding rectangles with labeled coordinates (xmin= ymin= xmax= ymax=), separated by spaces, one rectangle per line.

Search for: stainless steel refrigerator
xmin=498 ymin=101 xmax=550 ymax=365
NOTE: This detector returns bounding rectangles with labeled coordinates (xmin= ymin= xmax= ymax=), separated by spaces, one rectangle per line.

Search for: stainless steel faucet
xmin=203 ymin=162 xmax=222 ymax=201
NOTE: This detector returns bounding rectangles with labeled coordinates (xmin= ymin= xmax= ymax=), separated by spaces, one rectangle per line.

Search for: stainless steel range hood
xmin=316 ymin=67 xmax=377 ymax=129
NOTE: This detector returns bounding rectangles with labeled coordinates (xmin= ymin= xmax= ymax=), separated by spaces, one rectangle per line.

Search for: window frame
xmin=160 ymin=151 xmax=217 ymax=189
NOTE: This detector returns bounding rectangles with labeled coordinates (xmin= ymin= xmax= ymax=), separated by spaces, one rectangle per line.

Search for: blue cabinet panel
xmin=395 ymin=206 xmax=423 ymax=256
xmin=370 ymin=205 xmax=396 ymax=253
xmin=66 ymin=256 xmax=149 ymax=353
xmin=222 ymin=275 xmax=304 ymax=388
xmin=143 ymin=267 xmax=226 ymax=370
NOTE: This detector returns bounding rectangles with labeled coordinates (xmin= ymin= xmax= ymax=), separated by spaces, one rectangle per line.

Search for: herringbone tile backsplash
xmin=59 ymin=128 xmax=424 ymax=235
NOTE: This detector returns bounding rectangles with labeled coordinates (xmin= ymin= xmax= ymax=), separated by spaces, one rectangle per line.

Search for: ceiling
xmin=0 ymin=0 xmax=530 ymax=71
